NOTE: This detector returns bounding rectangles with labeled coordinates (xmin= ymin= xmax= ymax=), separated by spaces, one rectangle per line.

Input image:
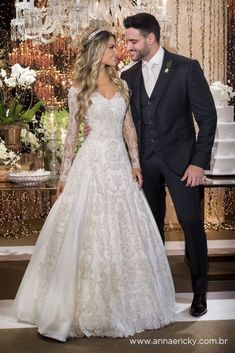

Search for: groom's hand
xmin=84 ymin=123 xmax=91 ymax=138
xmin=181 ymin=165 xmax=205 ymax=187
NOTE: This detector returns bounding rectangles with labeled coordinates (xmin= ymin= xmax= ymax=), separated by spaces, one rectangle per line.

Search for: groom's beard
xmin=129 ymin=45 xmax=151 ymax=62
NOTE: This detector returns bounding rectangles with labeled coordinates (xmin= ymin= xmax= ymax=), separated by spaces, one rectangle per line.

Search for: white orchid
xmin=0 ymin=69 xmax=6 ymax=78
xmin=8 ymin=65 xmax=37 ymax=87
xmin=21 ymin=129 xmax=40 ymax=150
xmin=0 ymin=63 xmax=43 ymax=125
xmin=18 ymin=70 xmax=36 ymax=87
xmin=4 ymin=76 xmax=17 ymax=88
xmin=11 ymin=63 xmax=24 ymax=78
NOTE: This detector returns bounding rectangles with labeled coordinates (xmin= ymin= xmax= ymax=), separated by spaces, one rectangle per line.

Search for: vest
xmin=140 ymin=76 xmax=160 ymax=155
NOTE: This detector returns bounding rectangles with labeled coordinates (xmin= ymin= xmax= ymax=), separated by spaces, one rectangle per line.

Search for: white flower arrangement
xmin=35 ymin=109 xmax=84 ymax=159
xmin=210 ymin=81 xmax=235 ymax=106
xmin=2 ymin=64 xmax=37 ymax=88
xmin=20 ymin=128 xmax=40 ymax=152
xmin=0 ymin=138 xmax=20 ymax=167
xmin=0 ymin=63 xmax=43 ymax=125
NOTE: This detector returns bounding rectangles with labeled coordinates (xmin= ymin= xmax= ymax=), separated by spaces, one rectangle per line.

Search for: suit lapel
xmin=128 ymin=50 xmax=176 ymax=117
xmin=150 ymin=50 xmax=176 ymax=111
xmin=129 ymin=61 xmax=142 ymax=117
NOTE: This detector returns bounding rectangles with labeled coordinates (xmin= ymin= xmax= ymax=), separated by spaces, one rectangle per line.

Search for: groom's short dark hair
xmin=123 ymin=13 xmax=160 ymax=43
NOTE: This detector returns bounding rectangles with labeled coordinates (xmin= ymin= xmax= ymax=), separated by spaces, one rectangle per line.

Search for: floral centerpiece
xmin=0 ymin=63 xmax=43 ymax=125
xmin=210 ymin=81 xmax=235 ymax=106
xmin=38 ymin=109 xmax=84 ymax=155
xmin=21 ymin=128 xmax=41 ymax=152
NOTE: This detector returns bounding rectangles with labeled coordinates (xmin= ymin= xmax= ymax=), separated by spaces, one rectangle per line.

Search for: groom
xmin=121 ymin=13 xmax=217 ymax=317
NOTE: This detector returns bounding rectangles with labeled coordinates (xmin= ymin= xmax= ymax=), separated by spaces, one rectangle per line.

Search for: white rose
xmin=11 ymin=63 xmax=24 ymax=78
xmin=4 ymin=76 xmax=17 ymax=88
xmin=0 ymin=69 xmax=6 ymax=78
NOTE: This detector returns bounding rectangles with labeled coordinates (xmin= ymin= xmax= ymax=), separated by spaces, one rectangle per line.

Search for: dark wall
xmin=0 ymin=0 xmax=15 ymax=49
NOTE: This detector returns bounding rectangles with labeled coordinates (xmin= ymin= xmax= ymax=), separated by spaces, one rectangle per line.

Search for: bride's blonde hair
xmin=73 ymin=28 xmax=130 ymax=124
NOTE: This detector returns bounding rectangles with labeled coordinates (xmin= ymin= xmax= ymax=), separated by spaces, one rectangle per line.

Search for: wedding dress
xmin=13 ymin=86 xmax=175 ymax=342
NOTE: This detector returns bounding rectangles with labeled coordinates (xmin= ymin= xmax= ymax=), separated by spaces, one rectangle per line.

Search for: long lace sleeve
xmin=123 ymin=107 xmax=140 ymax=169
xmin=59 ymin=87 xmax=80 ymax=182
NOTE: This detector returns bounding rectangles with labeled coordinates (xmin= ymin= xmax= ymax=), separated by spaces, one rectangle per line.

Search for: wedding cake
xmin=207 ymin=81 xmax=235 ymax=175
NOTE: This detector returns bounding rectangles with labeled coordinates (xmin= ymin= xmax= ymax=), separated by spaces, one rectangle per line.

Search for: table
xmin=202 ymin=176 xmax=235 ymax=230
xmin=202 ymin=176 xmax=235 ymax=281
xmin=0 ymin=182 xmax=56 ymax=239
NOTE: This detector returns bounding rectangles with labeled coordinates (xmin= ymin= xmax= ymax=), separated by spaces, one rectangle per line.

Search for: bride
xmin=13 ymin=28 xmax=175 ymax=342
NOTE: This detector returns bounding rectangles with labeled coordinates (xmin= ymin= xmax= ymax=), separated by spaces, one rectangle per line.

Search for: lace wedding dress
xmin=13 ymin=86 xmax=175 ymax=342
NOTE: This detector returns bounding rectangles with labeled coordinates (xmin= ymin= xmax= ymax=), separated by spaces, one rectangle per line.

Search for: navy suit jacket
xmin=121 ymin=49 xmax=217 ymax=175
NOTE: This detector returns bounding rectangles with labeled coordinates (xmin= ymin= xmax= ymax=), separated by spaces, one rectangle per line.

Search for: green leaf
xmin=20 ymin=100 xmax=44 ymax=122
xmin=8 ymin=97 xmax=16 ymax=112
xmin=166 ymin=60 xmax=173 ymax=69
xmin=14 ymin=103 xmax=23 ymax=119
xmin=1 ymin=116 xmax=15 ymax=125
xmin=0 ymin=101 xmax=6 ymax=122
xmin=7 ymin=97 xmax=18 ymax=122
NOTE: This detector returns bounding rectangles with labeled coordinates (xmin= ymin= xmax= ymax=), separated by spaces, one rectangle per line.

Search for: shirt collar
xmin=142 ymin=45 xmax=164 ymax=68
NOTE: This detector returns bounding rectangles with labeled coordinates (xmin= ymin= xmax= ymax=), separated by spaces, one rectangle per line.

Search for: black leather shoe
xmin=190 ymin=293 xmax=207 ymax=317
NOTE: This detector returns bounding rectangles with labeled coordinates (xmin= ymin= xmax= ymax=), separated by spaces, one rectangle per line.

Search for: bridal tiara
xmin=87 ymin=28 xmax=106 ymax=41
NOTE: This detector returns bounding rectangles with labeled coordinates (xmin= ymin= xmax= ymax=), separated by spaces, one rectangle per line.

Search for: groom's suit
xmin=121 ymin=49 xmax=217 ymax=295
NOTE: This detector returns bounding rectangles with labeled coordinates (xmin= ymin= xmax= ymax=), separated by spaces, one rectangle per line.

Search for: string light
xmin=175 ymin=0 xmax=180 ymax=53
xmin=200 ymin=0 xmax=206 ymax=70
xmin=186 ymin=0 xmax=194 ymax=59
xmin=205 ymin=188 xmax=235 ymax=231
xmin=0 ymin=188 xmax=54 ymax=239
xmin=227 ymin=0 xmax=235 ymax=100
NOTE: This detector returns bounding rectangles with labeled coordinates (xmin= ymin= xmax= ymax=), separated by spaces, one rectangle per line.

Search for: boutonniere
xmin=164 ymin=60 xmax=173 ymax=74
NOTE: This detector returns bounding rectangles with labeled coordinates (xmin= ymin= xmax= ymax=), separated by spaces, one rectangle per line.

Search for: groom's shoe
xmin=190 ymin=293 xmax=207 ymax=317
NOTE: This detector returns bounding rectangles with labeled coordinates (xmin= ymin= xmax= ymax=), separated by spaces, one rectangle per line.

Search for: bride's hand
xmin=84 ymin=123 xmax=91 ymax=138
xmin=56 ymin=180 xmax=65 ymax=198
xmin=132 ymin=168 xmax=143 ymax=190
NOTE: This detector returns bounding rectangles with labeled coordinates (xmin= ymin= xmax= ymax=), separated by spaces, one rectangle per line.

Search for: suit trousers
xmin=141 ymin=146 xmax=208 ymax=295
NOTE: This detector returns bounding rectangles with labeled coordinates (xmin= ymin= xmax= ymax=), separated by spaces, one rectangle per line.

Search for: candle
xmin=60 ymin=128 xmax=67 ymax=144
xmin=48 ymin=112 xmax=56 ymax=134
xmin=162 ymin=0 xmax=167 ymax=15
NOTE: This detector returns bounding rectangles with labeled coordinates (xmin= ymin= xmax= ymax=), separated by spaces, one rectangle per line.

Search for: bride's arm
xmin=123 ymin=107 xmax=140 ymax=169
xmin=123 ymin=107 xmax=142 ymax=189
xmin=59 ymin=88 xmax=80 ymax=183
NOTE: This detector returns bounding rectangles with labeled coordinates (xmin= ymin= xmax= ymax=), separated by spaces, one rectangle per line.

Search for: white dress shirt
xmin=142 ymin=46 xmax=164 ymax=97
